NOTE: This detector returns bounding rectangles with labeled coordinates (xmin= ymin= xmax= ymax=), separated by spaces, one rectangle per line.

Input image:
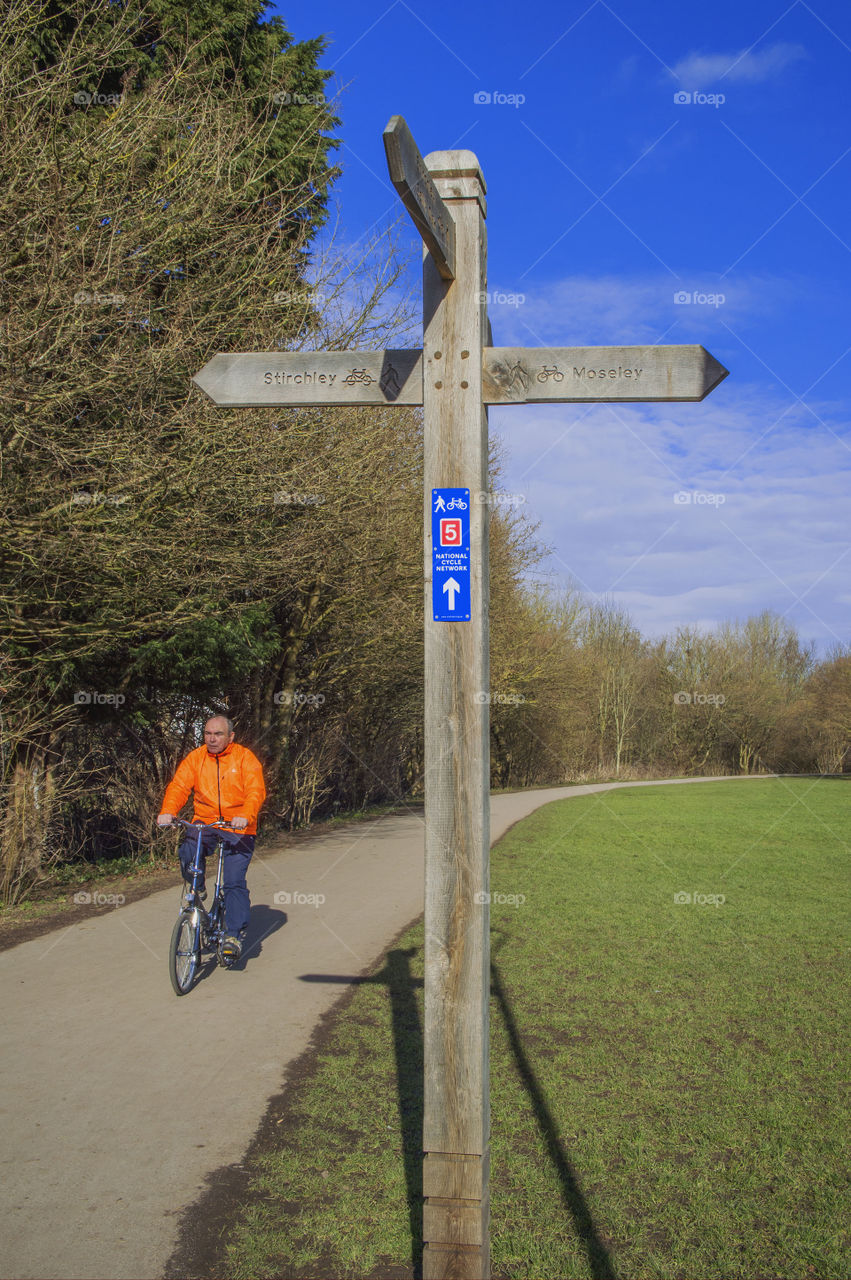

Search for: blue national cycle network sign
xmin=431 ymin=488 xmax=471 ymax=621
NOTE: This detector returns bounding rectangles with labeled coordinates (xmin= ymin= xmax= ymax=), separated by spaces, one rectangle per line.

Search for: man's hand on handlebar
xmin=156 ymin=814 xmax=248 ymax=831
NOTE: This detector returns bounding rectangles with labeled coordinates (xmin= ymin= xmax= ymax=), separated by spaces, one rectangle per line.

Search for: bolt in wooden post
xmin=421 ymin=149 xmax=490 ymax=1280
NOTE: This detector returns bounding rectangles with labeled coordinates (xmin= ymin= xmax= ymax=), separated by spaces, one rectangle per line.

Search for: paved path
xmin=0 ymin=777 xmax=758 ymax=1279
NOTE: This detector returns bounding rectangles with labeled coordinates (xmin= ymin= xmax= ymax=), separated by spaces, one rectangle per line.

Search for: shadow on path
xmin=234 ymin=904 xmax=287 ymax=969
xmin=193 ymin=904 xmax=287 ymax=984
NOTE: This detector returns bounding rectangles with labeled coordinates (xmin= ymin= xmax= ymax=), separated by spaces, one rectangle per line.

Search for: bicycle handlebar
xmin=160 ymin=818 xmax=243 ymax=836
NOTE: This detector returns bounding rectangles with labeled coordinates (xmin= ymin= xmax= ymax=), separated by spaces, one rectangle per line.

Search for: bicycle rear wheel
xmin=169 ymin=909 xmax=200 ymax=995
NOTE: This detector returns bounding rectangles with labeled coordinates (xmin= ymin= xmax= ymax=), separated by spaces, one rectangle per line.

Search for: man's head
xmin=204 ymin=716 xmax=235 ymax=754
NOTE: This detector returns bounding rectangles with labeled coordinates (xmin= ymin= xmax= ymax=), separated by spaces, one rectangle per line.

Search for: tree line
xmin=1 ymin=1 xmax=848 ymax=903
xmin=488 ymin=598 xmax=849 ymax=786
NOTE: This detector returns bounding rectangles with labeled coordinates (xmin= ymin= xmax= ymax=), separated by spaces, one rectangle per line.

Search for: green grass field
xmin=222 ymin=778 xmax=850 ymax=1280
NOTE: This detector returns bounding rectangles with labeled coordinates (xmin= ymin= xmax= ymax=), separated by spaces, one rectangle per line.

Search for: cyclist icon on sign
xmin=446 ymin=496 xmax=467 ymax=510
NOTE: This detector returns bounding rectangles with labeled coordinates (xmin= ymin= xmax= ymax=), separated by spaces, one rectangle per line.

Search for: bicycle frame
xmin=170 ymin=818 xmax=240 ymax=963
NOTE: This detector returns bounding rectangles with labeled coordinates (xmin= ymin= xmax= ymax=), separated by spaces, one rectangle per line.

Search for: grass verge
xmin=202 ymin=779 xmax=850 ymax=1278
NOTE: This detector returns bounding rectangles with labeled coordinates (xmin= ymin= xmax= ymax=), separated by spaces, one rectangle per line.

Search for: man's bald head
xmin=204 ymin=716 xmax=235 ymax=754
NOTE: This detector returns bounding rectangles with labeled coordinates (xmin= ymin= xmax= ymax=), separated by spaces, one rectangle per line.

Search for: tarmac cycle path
xmin=0 ymin=777 xmax=759 ymax=1280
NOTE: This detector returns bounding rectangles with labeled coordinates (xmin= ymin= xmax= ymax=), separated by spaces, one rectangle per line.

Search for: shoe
xmin=183 ymin=884 xmax=207 ymax=903
xmin=222 ymin=935 xmax=242 ymax=961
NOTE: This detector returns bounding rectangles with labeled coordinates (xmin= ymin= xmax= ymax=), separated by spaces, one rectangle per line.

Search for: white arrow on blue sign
xmin=431 ymin=489 xmax=471 ymax=621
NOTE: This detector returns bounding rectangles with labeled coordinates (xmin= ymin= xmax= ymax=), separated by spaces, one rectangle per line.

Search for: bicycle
xmin=164 ymin=818 xmax=243 ymax=996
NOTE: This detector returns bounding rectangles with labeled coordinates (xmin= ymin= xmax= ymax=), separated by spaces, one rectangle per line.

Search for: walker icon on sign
xmin=432 ymin=489 xmax=471 ymax=621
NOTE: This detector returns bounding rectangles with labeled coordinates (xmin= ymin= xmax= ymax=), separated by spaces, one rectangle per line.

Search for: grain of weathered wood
xmin=423 ymin=1196 xmax=489 ymax=1247
xmin=482 ymin=344 xmax=729 ymax=404
xmin=192 ymin=342 xmax=729 ymax=408
xmin=384 ymin=116 xmax=456 ymax=280
xmin=192 ymin=349 xmax=423 ymax=406
xmin=423 ymin=1151 xmax=490 ymax=1200
xmin=421 ymin=148 xmax=490 ymax=1280
xmin=422 ymin=1245 xmax=490 ymax=1280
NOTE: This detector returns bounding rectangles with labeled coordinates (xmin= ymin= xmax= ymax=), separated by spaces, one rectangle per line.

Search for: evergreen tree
xmin=0 ymin=0 xmax=345 ymax=894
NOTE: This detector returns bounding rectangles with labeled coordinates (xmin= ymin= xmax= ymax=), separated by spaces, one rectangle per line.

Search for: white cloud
xmin=489 ymin=277 xmax=669 ymax=347
xmin=672 ymin=43 xmax=807 ymax=91
xmin=486 ymin=274 xmax=791 ymax=349
xmin=492 ymin=389 xmax=851 ymax=654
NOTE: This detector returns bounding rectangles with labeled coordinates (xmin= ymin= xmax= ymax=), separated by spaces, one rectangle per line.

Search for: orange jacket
xmin=160 ymin=741 xmax=266 ymax=836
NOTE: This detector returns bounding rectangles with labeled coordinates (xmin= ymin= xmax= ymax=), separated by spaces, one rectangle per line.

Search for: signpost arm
xmin=384 ymin=116 xmax=456 ymax=281
xmin=421 ymin=150 xmax=490 ymax=1280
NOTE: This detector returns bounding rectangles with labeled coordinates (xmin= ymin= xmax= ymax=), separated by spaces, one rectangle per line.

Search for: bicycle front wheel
xmin=169 ymin=910 xmax=200 ymax=996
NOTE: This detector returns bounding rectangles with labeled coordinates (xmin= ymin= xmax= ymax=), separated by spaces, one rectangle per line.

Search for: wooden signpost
xmin=193 ymin=349 xmax=424 ymax=406
xmin=192 ymin=343 xmax=726 ymax=408
xmin=193 ymin=114 xmax=729 ymax=1280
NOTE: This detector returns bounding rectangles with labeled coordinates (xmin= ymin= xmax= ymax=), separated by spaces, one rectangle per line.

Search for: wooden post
xmin=421 ymin=149 xmax=490 ymax=1280
xmin=194 ymin=115 xmax=730 ymax=1280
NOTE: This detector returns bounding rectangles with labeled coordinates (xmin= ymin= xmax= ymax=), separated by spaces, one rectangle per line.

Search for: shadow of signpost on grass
xmin=490 ymin=961 xmax=618 ymax=1280
xmin=301 ymin=945 xmax=617 ymax=1280
xmin=301 ymin=947 xmax=424 ymax=1273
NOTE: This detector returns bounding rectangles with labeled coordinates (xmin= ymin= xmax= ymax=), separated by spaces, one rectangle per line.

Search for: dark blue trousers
xmin=178 ymin=832 xmax=255 ymax=937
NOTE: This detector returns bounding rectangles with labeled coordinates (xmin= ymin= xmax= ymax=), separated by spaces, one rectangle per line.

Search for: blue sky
xmin=276 ymin=0 xmax=850 ymax=653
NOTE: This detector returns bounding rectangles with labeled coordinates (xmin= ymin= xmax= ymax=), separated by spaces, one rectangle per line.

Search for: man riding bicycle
xmin=157 ymin=716 xmax=266 ymax=962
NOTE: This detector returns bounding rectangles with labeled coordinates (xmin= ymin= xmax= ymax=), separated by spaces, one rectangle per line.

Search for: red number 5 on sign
xmin=440 ymin=518 xmax=462 ymax=546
